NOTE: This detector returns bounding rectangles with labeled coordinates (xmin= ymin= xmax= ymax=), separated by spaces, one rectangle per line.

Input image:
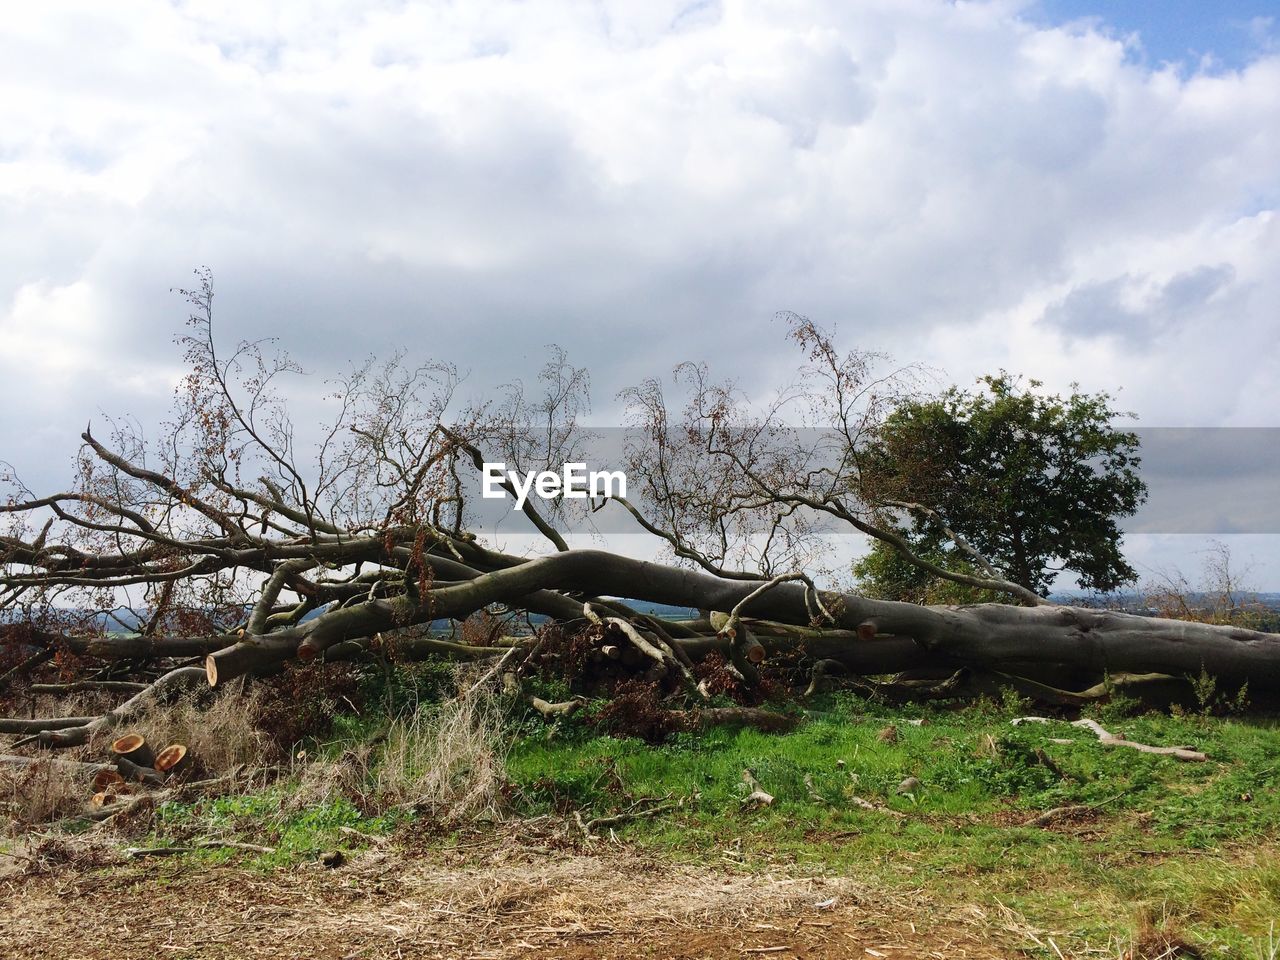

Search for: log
xmin=411 ymin=551 xmax=1280 ymax=691
xmin=154 ymin=743 xmax=189 ymax=776
xmin=0 ymin=717 xmax=96 ymax=734
xmin=111 ymin=733 xmax=155 ymax=769
xmin=29 ymin=681 xmax=150 ymax=695
xmin=116 ymin=755 xmax=166 ymax=787
xmin=673 ymin=707 xmax=797 ymax=733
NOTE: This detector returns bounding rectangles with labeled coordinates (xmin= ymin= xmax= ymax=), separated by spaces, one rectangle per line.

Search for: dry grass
xmin=119 ymin=679 xmax=276 ymax=777
xmin=285 ymin=743 xmax=374 ymax=813
xmin=1255 ymin=923 xmax=1279 ymax=960
xmin=373 ymin=689 xmax=509 ymax=820
xmin=1121 ymin=908 xmax=1204 ymax=960
xmin=1 ymin=682 xmax=273 ymax=828
xmin=0 ymin=760 xmax=84 ymax=826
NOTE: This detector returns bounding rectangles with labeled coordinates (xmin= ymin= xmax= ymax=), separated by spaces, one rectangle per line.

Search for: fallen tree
xmin=1 ymin=277 xmax=1274 ymax=747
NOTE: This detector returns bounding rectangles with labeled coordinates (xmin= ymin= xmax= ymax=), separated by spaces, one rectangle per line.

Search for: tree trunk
xmin=202 ymin=550 xmax=1278 ymax=692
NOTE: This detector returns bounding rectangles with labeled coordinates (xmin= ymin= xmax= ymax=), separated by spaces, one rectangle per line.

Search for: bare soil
xmin=0 ymin=832 xmax=1022 ymax=959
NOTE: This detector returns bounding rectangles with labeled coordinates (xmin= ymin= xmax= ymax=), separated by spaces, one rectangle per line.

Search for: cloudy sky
xmin=3 ymin=0 xmax=1278 ymax=585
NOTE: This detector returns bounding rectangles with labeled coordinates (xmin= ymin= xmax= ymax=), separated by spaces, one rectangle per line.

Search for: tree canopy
xmin=859 ymin=374 xmax=1147 ymax=598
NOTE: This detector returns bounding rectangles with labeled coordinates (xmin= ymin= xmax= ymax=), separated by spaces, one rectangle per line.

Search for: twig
xmin=578 ymin=797 xmax=682 ymax=838
xmin=0 ymin=647 xmax=53 ymax=692
xmin=0 ymin=717 xmax=97 ymax=734
xmin=29 ymin=681 xmax=150 ymax=695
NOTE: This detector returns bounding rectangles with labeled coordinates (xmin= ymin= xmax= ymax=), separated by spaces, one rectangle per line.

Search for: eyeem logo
xmin=482 ymin=463 xmax=627 ymax=511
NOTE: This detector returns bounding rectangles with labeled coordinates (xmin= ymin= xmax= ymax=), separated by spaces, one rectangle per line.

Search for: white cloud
xmin=1 ymin=0 xmax=1278 ymax=563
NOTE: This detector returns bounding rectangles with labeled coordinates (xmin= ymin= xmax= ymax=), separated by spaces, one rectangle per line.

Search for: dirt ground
xmin=0 ymin=831 xmax=1026 ymax=960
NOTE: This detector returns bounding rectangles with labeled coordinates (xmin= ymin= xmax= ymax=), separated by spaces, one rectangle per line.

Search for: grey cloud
xmin=1041 ymin=264 xmax=1238 ymax=342
xmin=739 ymin=35 xmax=875 ymax=146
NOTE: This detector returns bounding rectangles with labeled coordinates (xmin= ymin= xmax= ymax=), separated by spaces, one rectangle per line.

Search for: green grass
xmin=103 ymin=681 xmax=1280 ymax=956
xmin=507 ymin=694 xmax=1280 ymax=955
xmin=150 ymin=786 xmax=400 ymax=870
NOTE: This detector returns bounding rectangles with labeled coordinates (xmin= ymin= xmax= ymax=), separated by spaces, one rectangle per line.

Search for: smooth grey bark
xmin=207 ymin=549 xmax=1280 ymax=690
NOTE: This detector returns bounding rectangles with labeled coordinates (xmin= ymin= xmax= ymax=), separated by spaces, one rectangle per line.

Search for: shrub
xmin=129 ymin=678 xmax=278 ymax=777
xmin=588 ymin=681 xmax=677 ymax=744
xmin=0 ymin=760 xmax=83 ymax=825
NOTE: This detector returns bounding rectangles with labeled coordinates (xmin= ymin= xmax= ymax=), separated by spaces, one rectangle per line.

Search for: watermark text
xmin=482 ymin=462 xmax=627 ymax=511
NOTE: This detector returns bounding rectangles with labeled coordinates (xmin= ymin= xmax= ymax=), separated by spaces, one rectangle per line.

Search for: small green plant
xmin=1192 ymin=665 xmax=1218 ymax=716
xmin=1189 ymin=665 xmax=1250 ymax=717
xmin=998 ymin=685 xmax=1031 ymax=716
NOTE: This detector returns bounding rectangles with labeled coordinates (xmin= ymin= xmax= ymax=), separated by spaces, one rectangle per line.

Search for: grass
xmin=151 ymin=787 xmax=401 ymax=869
xmin=13 ymin=662 xmax=1279 ymax=956
xmin=374 ymin=691 xmax=508 ymax=818
xmin=506 ymin=693 xmax=1280 ymax=955
xmin=134 ymin=665 xmax=501 ymax=870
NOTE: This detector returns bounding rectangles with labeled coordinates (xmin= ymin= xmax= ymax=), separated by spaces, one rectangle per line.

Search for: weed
xmin=1189 ymin=666 xmax=1251 ymax=717
xmin=255 ymin=662 xmax=365 ymax=752
xmin=359 ymin=656 xmax=456 ymax=716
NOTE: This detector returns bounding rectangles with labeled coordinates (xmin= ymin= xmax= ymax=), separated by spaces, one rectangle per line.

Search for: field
xmin=3 ymin=672 xmax=1279 ymax=959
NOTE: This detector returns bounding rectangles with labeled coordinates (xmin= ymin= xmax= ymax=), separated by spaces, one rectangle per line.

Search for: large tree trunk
xmin=204 ymin=550 xmax=1278 ymax=692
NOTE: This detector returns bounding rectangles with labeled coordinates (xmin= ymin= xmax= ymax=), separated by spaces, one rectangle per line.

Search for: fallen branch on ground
xmin=1012 ymin=717 xmax=1208 ymax=762
xmin=672 ymin=706 xmax=797 ymax=733
xmin=0 ymin=754 xmax=115 ymax=777
xmin=1023 ymin=804 xmax=1093 ymax=828
xmin=575 ymin=796 xmax=682 ymax=839
xmin=13 ymin=666 xmax=207 ymax=749
xmin=125 ymin=840 xmax=277 ymax=857
xmin=530 ymin=696 xmax=586 ymax=718
xmin=0 ymin=717 xmax=97 ymax=734
xmin=741 ymin=769 xmax=775 ymax=810
xmin=29 ymin=681 xmax=150 ymax=695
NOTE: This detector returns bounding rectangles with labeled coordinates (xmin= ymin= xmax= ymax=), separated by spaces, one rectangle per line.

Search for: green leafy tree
xmin=852 ymin=534 xmax=1003 ymax=605
xmin=859 ymin=374 xmax=1147 ymax=598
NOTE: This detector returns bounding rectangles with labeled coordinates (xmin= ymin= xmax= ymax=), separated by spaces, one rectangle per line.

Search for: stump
xmin=154 ymin=743 xmax=189 ymax=776
xmin=111 ymin=733 xmax=154 ymax=768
